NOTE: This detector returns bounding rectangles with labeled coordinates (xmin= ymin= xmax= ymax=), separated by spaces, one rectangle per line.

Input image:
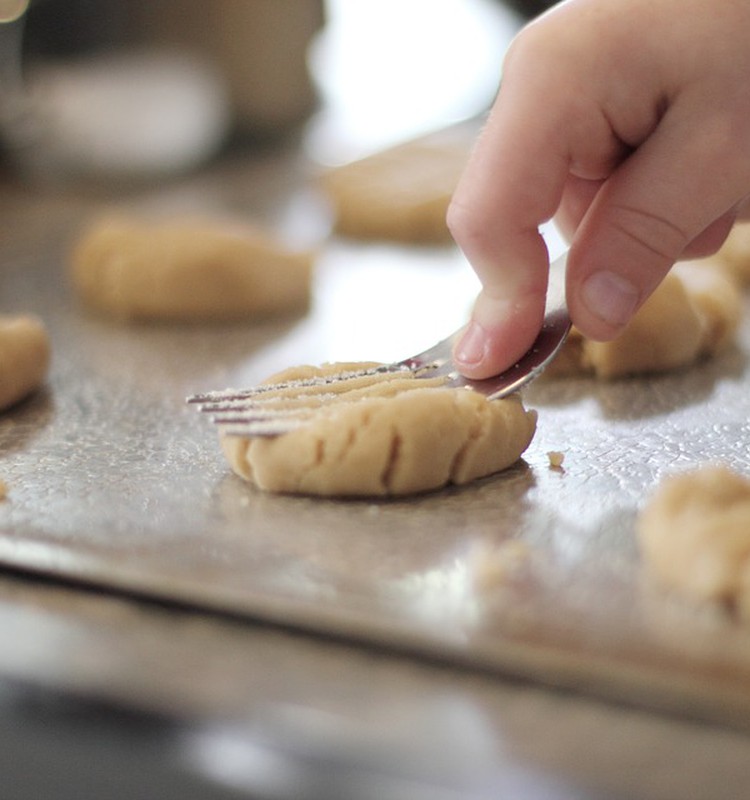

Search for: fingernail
xmin=581 ymin=270 xmax=639 ymax=327
xmin=454 ymin=320 xmax=488 ymax=366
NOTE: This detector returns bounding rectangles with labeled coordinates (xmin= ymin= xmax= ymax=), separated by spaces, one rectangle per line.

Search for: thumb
xmin=567 ymin=105 xmax=750 ymax=341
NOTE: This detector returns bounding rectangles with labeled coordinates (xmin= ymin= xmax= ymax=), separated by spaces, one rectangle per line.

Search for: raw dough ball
xmin=714 ymin=221 xmax=750 ymax=285
xmin=548 ymin=263 xmax=741 ymax=379
xmin=321 ymin=138 xmax=468 ymax=243
xmin=673 ymin=261 xmax=743 ymax=353
xmin=70 ymin=215 xmax=313 ymax=321
xmin=221 ymin=362 xmax=537 ymax=497
xmin=637 ymin=466 xmax=750 ymax=616
xmin=0 ymin=314 xmax=51 ymax=411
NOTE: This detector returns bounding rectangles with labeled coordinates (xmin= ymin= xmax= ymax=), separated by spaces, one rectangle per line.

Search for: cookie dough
xmin=714 ymin=221 xmax=750 ymax=285
xmin=70 ymin=215 xmax=313 ymax=321
xmin=220 ymin=362 xmax=537 ymax=497
xmin=637 ymin=465 xmax=750 ymax=615
xmin=0 ymin=314 xmax=51 ymax=411
xmin=321 ymin=137 xmax=468 ymax=243
xmin=548 ymin=262 xmax=741 ymax=379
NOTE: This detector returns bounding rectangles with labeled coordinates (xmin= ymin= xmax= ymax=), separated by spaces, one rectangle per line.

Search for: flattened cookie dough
xmin=221 ymin=363 xmax=537 ymax=497
xmin=321 ymin=138 xmax=468 ymax=243
xmin=548 ymin=263 xmax=741 ymax=379
xmin=0 ymin=314 xmax=51 ymax=411
xmin=637 ymin=466 xmax=750 ymax=616
xmin=70 ymin=215 xmax=314 ymax=321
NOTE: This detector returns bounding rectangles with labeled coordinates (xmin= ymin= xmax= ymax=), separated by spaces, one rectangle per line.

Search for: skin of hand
xmin=448 ymin=0 xmax=750 ymax=379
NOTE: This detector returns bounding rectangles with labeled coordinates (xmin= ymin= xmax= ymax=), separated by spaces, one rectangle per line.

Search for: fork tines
xmin=186 ymin=363 xmax=410 ymax=406
xmin=187 ymin=361 xmax=447 ymax=438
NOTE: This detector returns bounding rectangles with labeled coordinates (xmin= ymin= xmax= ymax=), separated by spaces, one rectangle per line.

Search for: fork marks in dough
xmin=191 ymin=362 xmax=449 ymax=437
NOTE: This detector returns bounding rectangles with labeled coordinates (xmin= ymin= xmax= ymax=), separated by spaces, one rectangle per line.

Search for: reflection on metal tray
xmin=2 ymin=147 xmax=750 ymax=733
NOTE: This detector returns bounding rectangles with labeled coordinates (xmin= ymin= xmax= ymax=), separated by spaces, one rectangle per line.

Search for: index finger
xmin=448 ymin=26 xmax=625 ymax=377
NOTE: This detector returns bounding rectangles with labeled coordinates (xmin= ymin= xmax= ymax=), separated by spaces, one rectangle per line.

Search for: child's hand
xmin=449 ymin=0 xmax=750 ymax=378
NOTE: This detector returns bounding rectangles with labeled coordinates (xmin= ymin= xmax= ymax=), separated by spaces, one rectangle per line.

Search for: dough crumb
xmin=547 ymin=451 xmax=565 ymax=470
xmin=637 ymin=465 xmax=750 ymax=617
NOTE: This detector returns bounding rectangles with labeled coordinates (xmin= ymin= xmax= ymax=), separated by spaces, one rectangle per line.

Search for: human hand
xmin=448 ymin=0 xmax=750 ymax=379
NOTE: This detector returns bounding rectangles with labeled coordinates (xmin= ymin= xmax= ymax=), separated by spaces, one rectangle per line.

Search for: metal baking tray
xmin=2 ymin=146 xmax=750 ymax=731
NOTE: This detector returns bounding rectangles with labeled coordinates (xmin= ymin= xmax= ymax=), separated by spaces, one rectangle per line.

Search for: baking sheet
xmin=2 ymin=145 xmax=750 ymax=731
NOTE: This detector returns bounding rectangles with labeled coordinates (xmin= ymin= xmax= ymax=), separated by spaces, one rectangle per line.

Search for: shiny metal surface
xmin=1 ymin=574 xmax=750 ymax=800
xmin=3 ymin=573 xmax=750 ymax=800
xmin=2 ymin=145 xmax=750 ymax=732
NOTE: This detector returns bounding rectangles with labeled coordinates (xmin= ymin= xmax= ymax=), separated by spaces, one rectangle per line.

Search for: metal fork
xmin=187 ymin=251 xmax=570 ymax=437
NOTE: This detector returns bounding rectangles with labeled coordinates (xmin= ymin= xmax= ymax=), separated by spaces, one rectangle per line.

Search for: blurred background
xmin=0 ymin=0 xmax=557 ymax=183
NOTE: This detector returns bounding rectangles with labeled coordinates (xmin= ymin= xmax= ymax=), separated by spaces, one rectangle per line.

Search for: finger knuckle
xmin=446 ymin=196 xmax=486 ymax=249
xmin=606 ymin=204 xmax=689 ymax=263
